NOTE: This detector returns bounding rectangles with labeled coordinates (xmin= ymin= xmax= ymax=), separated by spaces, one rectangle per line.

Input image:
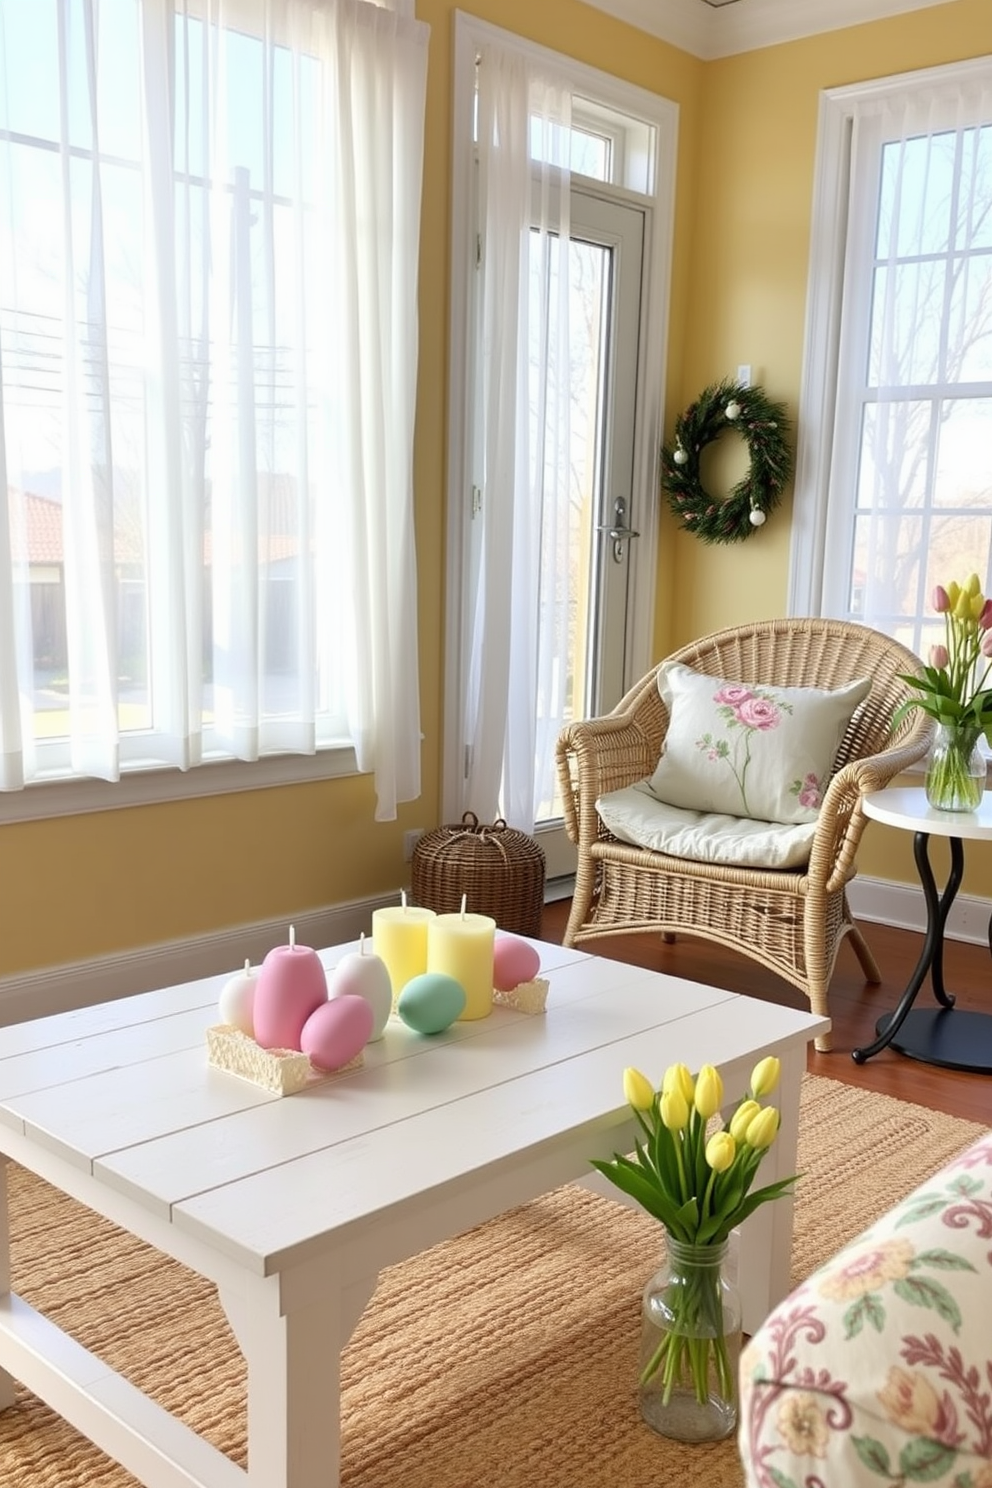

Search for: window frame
xmin=788 ymin=56 xmax=992 ymax=632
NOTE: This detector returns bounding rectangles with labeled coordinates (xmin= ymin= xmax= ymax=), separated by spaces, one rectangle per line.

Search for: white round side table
xmin=852 ymin=786 xmax=992 ymax=1072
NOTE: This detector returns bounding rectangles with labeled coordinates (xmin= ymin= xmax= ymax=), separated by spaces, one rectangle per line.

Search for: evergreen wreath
xmin=661 ymin=379 xmax=793 ymax=544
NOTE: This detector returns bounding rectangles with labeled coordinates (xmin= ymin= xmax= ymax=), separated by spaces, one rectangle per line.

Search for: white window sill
xmin=0 ymin=744 xmax=359 ymax=824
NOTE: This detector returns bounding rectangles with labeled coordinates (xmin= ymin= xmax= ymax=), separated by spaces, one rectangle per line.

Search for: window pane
xmin=850 ymin=511 xmax=924 ymax=620
xmin=868 ymin=262 xmax=947 ymax=386
xmin=934 ymin=399 xmax=992 ymax=509
xmin=0 ymin=0 xmax=61 ymax=143
xmin=950 ymin=251 xmax=992 ymax=380
xmin=856 ymin=401 xmax=930 ymax=511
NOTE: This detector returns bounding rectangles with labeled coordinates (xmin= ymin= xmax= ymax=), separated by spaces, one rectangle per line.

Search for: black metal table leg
xmin=852 ymin=831 xmax=959 ymax=1063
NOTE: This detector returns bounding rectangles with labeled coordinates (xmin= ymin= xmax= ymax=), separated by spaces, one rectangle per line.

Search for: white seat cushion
xmin=596 ymin=781 xmax=818 ymax=869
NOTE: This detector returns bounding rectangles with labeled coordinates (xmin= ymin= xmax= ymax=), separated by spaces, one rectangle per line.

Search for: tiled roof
xmin=8 ymin=485 xmax=307 ymax=567
xmin=8 ymin=489 xmax=64 ymax=564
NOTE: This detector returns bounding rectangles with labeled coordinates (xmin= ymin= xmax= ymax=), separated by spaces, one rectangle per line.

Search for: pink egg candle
xmin=252 ymin=926 xmax=328 ymax=1051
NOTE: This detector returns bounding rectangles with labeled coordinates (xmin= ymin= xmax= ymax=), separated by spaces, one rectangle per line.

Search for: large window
xmin=0 ymin=0 xmax=428 ymax=820
xmin=791 ymin=59 xmax=992 ymax=661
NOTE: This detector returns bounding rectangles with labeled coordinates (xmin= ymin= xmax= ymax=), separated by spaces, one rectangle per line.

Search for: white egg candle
xmin=327 ymin=935 xmax=392 ymax=1040
xmin=218 ymin=959 xmax=257 ymax=1036
xmin=372 ymin=898 xmax=437 ymax=1007
xmin=427 ymin=901 xmax=495 ymax=1020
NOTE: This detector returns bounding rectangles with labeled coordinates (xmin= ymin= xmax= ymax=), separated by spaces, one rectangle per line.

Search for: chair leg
xmin=847 ymin=921 xmax=882 ymax=983
xmin=807 ymin=978 xmax=834 ymax=1053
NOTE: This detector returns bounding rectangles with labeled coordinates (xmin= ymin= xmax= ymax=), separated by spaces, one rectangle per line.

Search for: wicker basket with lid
xmin=411 ymin=812 xmax=546 ymax=936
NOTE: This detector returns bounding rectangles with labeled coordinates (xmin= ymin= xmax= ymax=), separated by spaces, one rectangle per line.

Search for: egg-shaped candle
xmin=300 ymin=995 xmax=374 ymax=1071
xmin=397 ymin=973 xmax=466 ymax=1034
xmin=327 ymin=934 xmax=392 ymax=1040
xmin=218 ymin=958 xmax=258 ymax=1036
xmin=492 ymin=936 xmax=541 ymax=992
xmin=252 ymin=926 xmax=328 ymax=1051
xmin=427 ymin=900 xmax=495 ymax=1020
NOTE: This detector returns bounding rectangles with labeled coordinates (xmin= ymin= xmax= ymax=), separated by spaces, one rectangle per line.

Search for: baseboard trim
xmin=2 ymin=875 xmax=987 ymax=1027
xmin=848 ymin=875 xmax=989 ymax=945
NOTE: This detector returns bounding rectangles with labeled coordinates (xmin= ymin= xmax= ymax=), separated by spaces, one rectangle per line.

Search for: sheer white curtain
xmin=461 ymin=42 xmax=572 ymax=831
xmin=0 ymin=0 xmax=427 ymax=820
xmin=818 ymin=63 xmax=992 ymax=644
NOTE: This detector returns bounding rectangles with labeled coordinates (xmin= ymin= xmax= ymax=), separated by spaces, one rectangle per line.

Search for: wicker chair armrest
xmin=811 ymin=735 xmax=932 ymax=893
xmin=555 ymin=710 xmax=664 ymax=847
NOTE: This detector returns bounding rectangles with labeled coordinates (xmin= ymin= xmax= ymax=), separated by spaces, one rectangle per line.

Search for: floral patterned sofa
xmin=739 ymin=1131 xmax=992 ymax=1488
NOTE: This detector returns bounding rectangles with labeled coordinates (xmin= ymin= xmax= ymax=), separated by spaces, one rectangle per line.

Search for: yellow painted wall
xmin=0 ymin=0 xmax=986 ymax=980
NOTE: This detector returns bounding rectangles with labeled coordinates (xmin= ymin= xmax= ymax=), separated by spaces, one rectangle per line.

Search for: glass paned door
xmin=534 ymin=190 xmax=644 ymax=878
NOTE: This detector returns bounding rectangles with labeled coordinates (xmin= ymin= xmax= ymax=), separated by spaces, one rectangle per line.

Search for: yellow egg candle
xmin=427 ymin=903 xmax=496 ymax=1020
xmin=371 ymin=899 xmax=437 ymax=1006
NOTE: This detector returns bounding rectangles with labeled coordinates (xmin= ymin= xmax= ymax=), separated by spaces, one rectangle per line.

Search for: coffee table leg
xmin=0 ymin=1161 xmax=15 ymax=1410
xmin=735 ymin=1043 xmax=803 ymax=1337
xmin=220 ymin=1266 xmax=377 ymax=1488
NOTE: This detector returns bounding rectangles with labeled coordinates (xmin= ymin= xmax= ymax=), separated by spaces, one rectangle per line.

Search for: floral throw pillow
xmin=647 ymin=663 xmax=871 ymax=825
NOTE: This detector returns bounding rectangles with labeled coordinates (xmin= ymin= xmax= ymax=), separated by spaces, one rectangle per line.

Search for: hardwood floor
xmin=539 ymin=898 xmax=992 ymax=1126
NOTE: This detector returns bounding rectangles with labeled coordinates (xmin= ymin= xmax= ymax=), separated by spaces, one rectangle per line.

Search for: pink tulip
xmin=929 ymin=643 xmax=949 ymax=670
xmin=931 ymin=585 xmax=950 ymax=613
xmin=980 ymin=598 xmax=992 ymax=631
xmin=981 ymin=630 xmax=992 ymax=659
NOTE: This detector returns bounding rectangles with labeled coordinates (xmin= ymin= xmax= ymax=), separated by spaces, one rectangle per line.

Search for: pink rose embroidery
xmin=713 ymin=684 xmax=754 ymax=706
xmin=796 ymin=772 xmax=821 ymax=809
xmin=734 ymin=696 xmax=781 ymax=732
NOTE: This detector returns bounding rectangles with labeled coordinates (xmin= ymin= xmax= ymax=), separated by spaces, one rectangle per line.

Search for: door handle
xmin=596 ymin=497 xmax=640 ymax=563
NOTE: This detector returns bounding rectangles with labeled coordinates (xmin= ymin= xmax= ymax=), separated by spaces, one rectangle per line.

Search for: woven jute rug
xmin=0 ymin=1075 xmax=987 ymax=1488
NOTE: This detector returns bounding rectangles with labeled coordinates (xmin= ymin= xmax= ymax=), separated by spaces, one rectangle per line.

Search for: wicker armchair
xmin=555 ymin=618 xmax=934 ymax=1051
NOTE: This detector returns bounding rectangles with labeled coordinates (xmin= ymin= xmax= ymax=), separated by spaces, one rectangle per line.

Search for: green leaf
xmin=675 ymin=1196 xmax=699 ymax=1232
xmin=704 ymin=1173 xmax=800 ymax=1241
xmin=897 ymin=1197 xmax=952 ymax=1227
xmin=899 ymin=1436 xmax=958 ymax=1481
xmin=595 ymin=1155 xmax=687 ymax=1232
xmin=892 ymin=1275 xmax=963 ymax=1332
xmin=852 ymin=1435 xmax=892 ymax=1475
xmin=913 ymin=1248 xmax=978 ymax=1274
xmin=843 ymin=1292 xmax=885 ymax=1338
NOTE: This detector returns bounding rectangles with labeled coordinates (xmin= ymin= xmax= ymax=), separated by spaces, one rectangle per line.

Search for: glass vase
xmin=638 ymin=1235 xmax=741 ymax=1444
xmin=924 ymin=722 xmax=986 ymax=813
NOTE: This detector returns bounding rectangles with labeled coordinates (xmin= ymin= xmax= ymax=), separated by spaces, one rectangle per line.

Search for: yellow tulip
xmin=973 ymin=592 xmax=988 ymax=621
xmin=947 ymin=580 xmax=960 ymax=607
xmin=662 ymin=1062 xmax=695 ymax=1103
xmin=705 ymin=1130 xmax=736 ymax=1172
xmin=746 ymin=1106 xmax=781 ymax=1150
xmin=730 ymin=1099 xmax=761 ymax=1142
xmin=694 ymin=1064 xmax=724 ymax=1120
xmin=967 ymin=572 xmax=982 ymax=597
xmin=750 ymin=1056 xmax=781 ymax=1098
xmin=623 ymin=1067 xmax=655 ymax=1112
xmin=955 ymin=589 xmax=973 ymax=622
xmin=660 ymin=1088 xmax=689 ymax=1133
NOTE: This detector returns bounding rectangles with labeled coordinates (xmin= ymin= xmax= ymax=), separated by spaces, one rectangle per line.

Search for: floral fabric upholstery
xmin=739 ymin=1132 xmax=992 ymax=1488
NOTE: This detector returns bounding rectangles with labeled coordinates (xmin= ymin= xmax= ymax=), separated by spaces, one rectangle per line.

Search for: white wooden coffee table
xmin=0 ymin=937 xmax=828 ymax=1488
